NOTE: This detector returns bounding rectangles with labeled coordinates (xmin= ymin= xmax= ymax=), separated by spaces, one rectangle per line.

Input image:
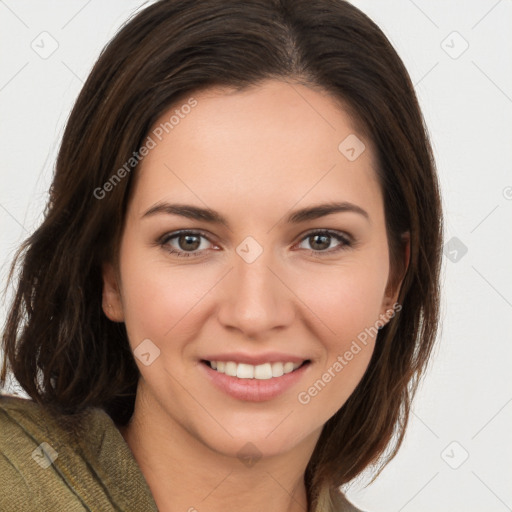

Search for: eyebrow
xmin=141 ymin=201 xmax=370 ymax=228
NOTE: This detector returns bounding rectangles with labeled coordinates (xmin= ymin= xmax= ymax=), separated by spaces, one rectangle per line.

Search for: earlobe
xmin=379 ymin=231 xmax=410 ymax=323
xmin=101 ymin=262 xmax=124 ymax=322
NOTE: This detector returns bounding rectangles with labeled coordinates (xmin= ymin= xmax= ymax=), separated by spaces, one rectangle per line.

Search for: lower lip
xmin=200 ymin=361 xmax=311 ymax=402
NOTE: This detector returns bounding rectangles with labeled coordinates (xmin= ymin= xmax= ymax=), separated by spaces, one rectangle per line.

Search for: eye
xmin=296 ymin=230 xmax=352 ymax=255
xmin=158 ymin=229 xmax=353 ymax=259
xmin=159 ymin=230 xmax=215 ymax=258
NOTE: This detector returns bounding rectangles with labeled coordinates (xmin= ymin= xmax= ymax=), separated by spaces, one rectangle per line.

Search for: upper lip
xmin=201 ymin=352 xmax=310 ymax=365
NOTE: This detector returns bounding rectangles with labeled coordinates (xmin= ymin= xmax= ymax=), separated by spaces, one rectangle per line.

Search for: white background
xmin=1 ymin=1 xmax=511 ymax=511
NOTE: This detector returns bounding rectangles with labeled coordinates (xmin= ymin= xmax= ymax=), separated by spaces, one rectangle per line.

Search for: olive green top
xmin=0 ymin=393 xmax=365 ymax=512
xmin=0 ymin=393 xmax=158 ymax=511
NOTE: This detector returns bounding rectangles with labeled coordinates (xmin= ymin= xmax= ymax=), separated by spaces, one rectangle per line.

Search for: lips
xmin=204 ymin=360 xmax=305 ymax=379
xmin=200 ymin=351 xmax=309 ymax=366
xmin=200 ymin=358 xmax=312 ymax=402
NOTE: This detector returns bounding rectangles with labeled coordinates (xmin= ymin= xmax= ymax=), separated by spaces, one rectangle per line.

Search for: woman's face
xmin=103 ymin=79 xmax=403 ymax=459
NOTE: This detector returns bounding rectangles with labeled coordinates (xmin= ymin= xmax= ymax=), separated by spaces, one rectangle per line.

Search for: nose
xmin=216 ymin=243 xmax=296 ymax=338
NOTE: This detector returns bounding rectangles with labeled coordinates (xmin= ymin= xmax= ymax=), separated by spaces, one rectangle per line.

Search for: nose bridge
xmin=217 ymin=235 xmax=294 ymax=335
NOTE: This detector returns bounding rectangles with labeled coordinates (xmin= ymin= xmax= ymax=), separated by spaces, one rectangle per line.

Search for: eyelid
xmin=158 ymin=229 xmax=218 ymax=251
xmin=297 ymin=228 xmax=353 ymax=244
xmin=159 ymin=228 xmax=214 ymax=244
xmin=158 ymin=229 xmax=353 ymax=247
xmin=158 ymin=228 xmax=354 ymax=258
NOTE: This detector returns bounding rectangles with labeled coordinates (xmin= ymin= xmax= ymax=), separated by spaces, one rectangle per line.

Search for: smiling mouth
xmin=201 ymin=360 xmax=311 ymax=380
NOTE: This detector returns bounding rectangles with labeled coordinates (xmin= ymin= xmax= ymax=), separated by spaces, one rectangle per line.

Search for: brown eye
xmin=159 ymin=230 xmax=213 ymax=258
xmin=177 ymin=233 xmax=201 ymax=251
xmin=308 ymin=233 xmax=331 ymax=251
xmin=297 ymin=230 xmax=352 ymax=255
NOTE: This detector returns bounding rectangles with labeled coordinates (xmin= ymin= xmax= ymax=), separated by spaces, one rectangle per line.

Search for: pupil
xmin=311 ymin=234 xmax=329 ymax=251
xmin=177 ymin=234 xmax=332 ymax=252
xmin=180 ymin=234 xmax=200 ymax=251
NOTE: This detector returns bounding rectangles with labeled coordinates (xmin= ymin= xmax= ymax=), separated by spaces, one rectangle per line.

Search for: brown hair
xmin=1 ymin=0 xmax=443 ymax=509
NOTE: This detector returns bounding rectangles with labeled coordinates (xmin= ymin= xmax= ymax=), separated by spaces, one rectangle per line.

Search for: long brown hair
xmin=1 ymin=1 xmax=443 ymax=510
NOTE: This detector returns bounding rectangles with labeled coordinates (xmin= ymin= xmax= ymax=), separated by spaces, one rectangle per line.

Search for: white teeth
xmin=236 ymin=363 xmax=254 ymax=379
xmin=271 ymin=362 xmax=284 ymax=377
xmin=254 ymin=363 xmax=272 ymax=380
xmin=208 ymin=360 xmax=303 ymax=379
xmin=225 ymin=361 xmax=237 ymax=377
xmin=283 ymin=362 xmax=295 ymax=373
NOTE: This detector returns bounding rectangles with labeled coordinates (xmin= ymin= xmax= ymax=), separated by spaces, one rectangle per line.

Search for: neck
xmin=118 ymin=385 xmax=317 ymax=512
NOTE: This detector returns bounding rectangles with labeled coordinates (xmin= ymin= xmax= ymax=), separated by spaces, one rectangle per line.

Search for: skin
xmin=102 ymin=79 xmax=408 ymax=512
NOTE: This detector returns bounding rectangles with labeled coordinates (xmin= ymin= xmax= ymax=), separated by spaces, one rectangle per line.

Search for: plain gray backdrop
xmin=1 ymin=1 xmax=511 ymax=511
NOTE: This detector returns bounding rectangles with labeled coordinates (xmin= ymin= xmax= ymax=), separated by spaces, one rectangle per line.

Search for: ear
xmin=379 ymin=231 xmax=410 ymax=321
xmin=101 ymin=262 xmax=125 ymax=322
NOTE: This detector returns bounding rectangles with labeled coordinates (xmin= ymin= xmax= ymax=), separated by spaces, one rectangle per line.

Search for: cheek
xmin=292 ymin=255 xmax=389 ymax=343
xmin=289 ymin=256 xmax=388 ymax=410
xmin=118 ymin=230 xmax=389 ymax=365
xmin=117 ymin=237 xmax=209 ymax=347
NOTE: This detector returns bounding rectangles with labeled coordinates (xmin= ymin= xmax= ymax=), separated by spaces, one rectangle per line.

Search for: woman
xmin=0 ymin=0 xmax=443 ymax=510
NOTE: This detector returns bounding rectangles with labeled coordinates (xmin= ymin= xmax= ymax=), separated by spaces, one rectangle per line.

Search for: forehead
xmin=131 ymin=80 xmax=382 ymax=222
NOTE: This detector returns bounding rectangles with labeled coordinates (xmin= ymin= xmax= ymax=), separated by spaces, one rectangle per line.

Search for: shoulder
xmin=334 ymin=489 xmax=368 ymax=512
xmin=0 ymin=394 xmax=73 ymax=509
xmin=0 ymin=393 xmax=157 ymax=511
xmin=0 ymin=393 xmax=103 ymax=455
xmin=314 ymin=485 xmax=368 ymax=512
xmin=341 ymin=496 xmax=366 ymax=512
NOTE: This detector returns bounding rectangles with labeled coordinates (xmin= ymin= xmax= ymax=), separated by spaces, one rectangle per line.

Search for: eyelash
xmin=158 ymin=229 xmax=353 ymax=258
